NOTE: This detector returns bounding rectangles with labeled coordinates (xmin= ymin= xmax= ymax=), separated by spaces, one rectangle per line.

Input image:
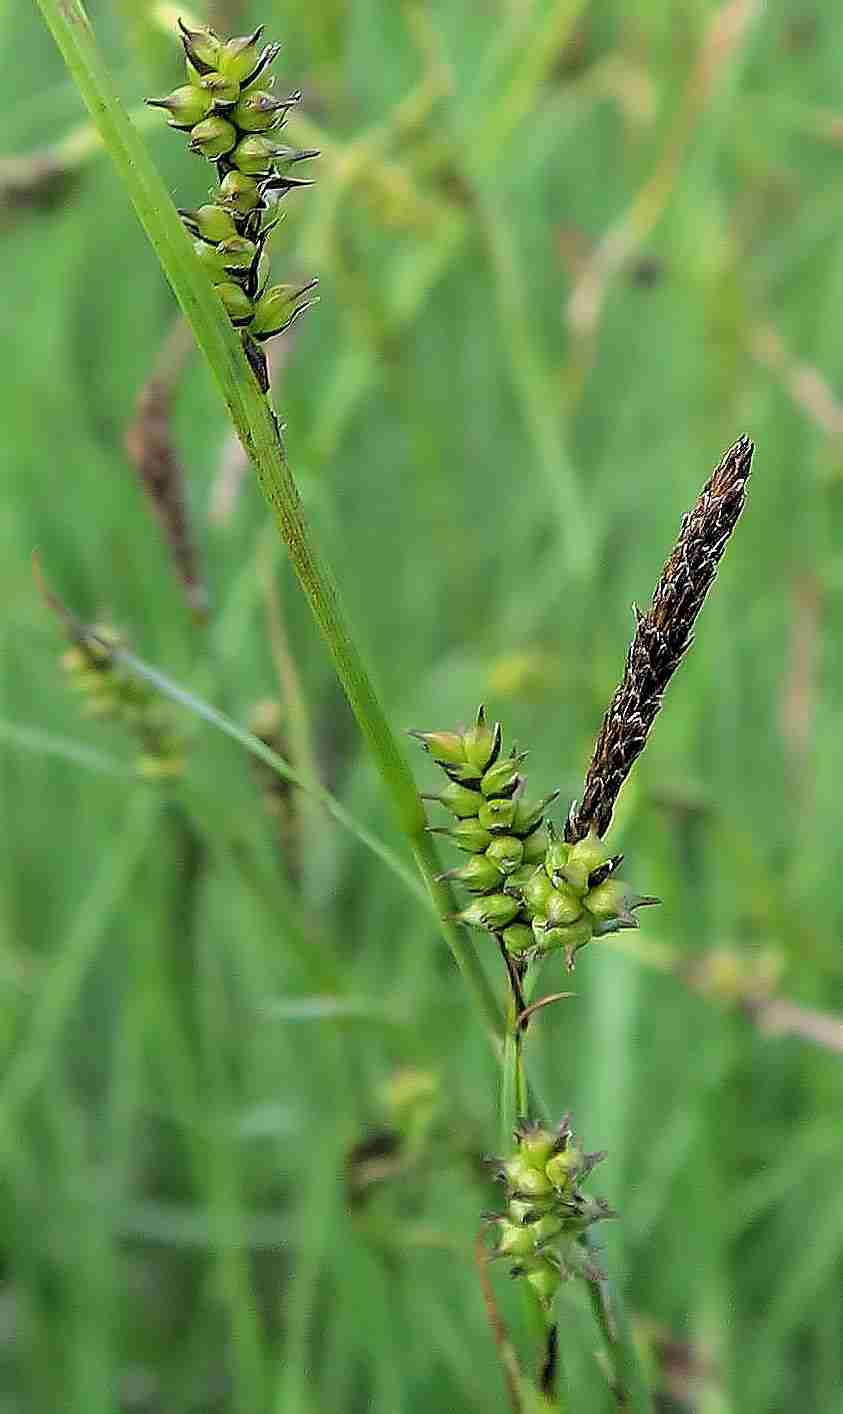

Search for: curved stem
xmin=34 ymin=0 xmax=502 ymax=1050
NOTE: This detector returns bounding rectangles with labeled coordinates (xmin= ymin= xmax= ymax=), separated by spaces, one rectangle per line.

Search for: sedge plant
xmin=34 ymin=5 xmax=753 ymax=1409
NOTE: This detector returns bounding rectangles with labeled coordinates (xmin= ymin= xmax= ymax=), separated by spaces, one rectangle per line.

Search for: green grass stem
xmin=33 ymin=0 xmax=502 ymax=1049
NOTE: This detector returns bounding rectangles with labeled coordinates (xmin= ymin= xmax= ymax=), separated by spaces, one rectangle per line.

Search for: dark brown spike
xmin=566 ymin=435 xmax=753 ymax=841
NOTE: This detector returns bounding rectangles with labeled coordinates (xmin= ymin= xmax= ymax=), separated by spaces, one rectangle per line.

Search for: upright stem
xmin=584 ymin=1229 xmax=654 ymax=1414
xmin=34 ymin=0 xmax=502 ymax=1049
xmin=499 ymin=965 xmax=566 ymax=1410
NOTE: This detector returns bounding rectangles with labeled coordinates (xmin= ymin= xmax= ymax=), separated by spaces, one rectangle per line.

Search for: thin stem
xmin=497 ymin=955 xmax=566 ymax=1410
xmin=34 ymin=0 xmax=502 ymax=1050
xmin=584 ymin=1229 xmax=654 ymax=1414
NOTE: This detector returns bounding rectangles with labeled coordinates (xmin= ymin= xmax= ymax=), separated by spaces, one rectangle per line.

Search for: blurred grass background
xmin=2 ymin=0 xmax=843 ymax=1409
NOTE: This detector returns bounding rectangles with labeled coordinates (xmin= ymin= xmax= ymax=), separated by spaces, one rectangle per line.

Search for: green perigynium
xmin=414 ymin=706 xmax=658 ymax=971
xmin=147 ymin=20 xmax=318 ymax=392
xmin=492 ymin=1118 xmax=613 ymax=1309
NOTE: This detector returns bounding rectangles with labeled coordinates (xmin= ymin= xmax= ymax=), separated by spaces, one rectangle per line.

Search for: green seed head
xmin=439 ymin=855 xmax=502 ymax=894
xmin=230 ymin=137 xmax=272 ymax=175
xmin=478 ymin=798 xmax=516 ymax=833
xmin=545 ymin=1143 xmax=584 ymax=1192
xmin=146 ymin=83 xmax=212 ymax=128
xmin=524 ymin=1257 xmax=562 ymax=1308
xmin=193 ymin=238 xmax=228 ymax=277
xmin=496 ymin=1112 xmax=612 ymax=1303
xmin=504 ymin=1156 xmax=554 ymax=1197
xmin=562 ymin=830 xmax=607 ymax=892
xmin=218 ymin=28 xmax=266 ymax=82
xmin=508 ymin=1196 xmax=554 ymax=1225
xmin=521 ymin=827 xmax=548 ymax=865
xmin=497 ymin=1221 xmax=538 ymax=1258
xmin=501 ymin=923 xmax=534 ymax=955
xmin=512 ymin=791 xmax=560 ymax=838
xmin=502 ymin=863 xmax=540 ymax=897
xmin=214 ymin=281 xmax=255 ymax=325
xmin=584 ymin=878 xmax=629 ymax=921
xmin=422 ymin=780 xmax=482 ymax=819
xmin=189 ymin=115 xmax=238 ymax=159
xmin=217 ymin=236 xmax=258 ymax=271
xmin=456 ymin=893 xmax=520 ymax=931
xmin=462 ymin=705 xmax=501 ymax=771
xmin=538 ymin=914 xmax=594 ymax=966
xmin=233 ymin=90 xmax=285 ymax=132
xmin=485 ymin=835 xmax=524 ymax=874
xmin=516 ymin=1125 xmax=556 ymax=1170
xmin=544 ymin=820 xmax=569 ymax=878
xmin=480 ymin=752 xmax=525 ymax=798
xmin=178 ymin=20 xmax=223 ymax=73
xmin=216 ymin=170 xmax=262 ymax=215
xmin=531 ymin=1213 xmax=565 ymax=1247
xmin=544 ymin=884 xmax=582 ymax=928
xmin=199 ymin=71 xmax=241 ymax=107
xmin=561 ymin=857 xmax=589 ymax=894
xmin=183 ymin=204 xmax=238 ymax=242
xmin=231 ymin=135 xmax=287 ymax=174
xmin=408 ymin=730 xmax=467 ymax=768
xmin=253 ymin=281 xmax=319 ymax=339
xmin=522 ymin=866 xmax=555 ymax=916
xmin=585 ymin=878 xmax=659 ymax=927
xmin=430 ymin=819 xmax=493 ymax=853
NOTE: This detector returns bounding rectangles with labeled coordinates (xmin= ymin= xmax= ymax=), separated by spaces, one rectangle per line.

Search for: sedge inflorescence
xmin=413 ymin=707 xmax=657 ymax=972
xmin=148 ymin=20 xmax=318 ymax=390
xmin=492 ymin=1118 xmax=613 ymax=1307
xmin=61 ymin=625 xmax=184 ymax=781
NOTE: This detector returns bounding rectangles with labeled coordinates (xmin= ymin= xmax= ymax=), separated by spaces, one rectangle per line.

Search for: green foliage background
xmin=3 ymin=0 xmax=843 ymax=1409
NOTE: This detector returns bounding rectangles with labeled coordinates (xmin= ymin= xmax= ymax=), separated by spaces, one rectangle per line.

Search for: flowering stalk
xmin=146 ymin=18 xmax=318 ymax=393
xmin=412 ymin=438 xmax=751 ymax=1407
xmin=34 ymin=0 xmax=502 ymax=1049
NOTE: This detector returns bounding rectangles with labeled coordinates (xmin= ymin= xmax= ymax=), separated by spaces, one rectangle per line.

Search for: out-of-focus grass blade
xmin=260 ymin=994 xmax=403 ymax=1023
xmin=0 ymin=716 xmax=129 ymax=778
xmin=110 ymin=642 xmax=430 ymax=910
xmin=0 ymin=791 xmax=160 ymax=1152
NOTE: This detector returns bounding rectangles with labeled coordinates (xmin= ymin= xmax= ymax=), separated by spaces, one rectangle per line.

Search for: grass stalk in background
xmin=33 ymin=0 xmax=502 ymax=1049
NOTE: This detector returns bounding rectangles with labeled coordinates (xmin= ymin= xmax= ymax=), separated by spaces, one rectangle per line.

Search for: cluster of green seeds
xmin=492 ymin=1119 xmax=613 ymax=1306
xmin=148 ymin=21 xmax=317 ymax=382
xmin=61 ymin=626 xmax=184 ymax=781
xmin=412 ymin=708 xmax=656 ymax=970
